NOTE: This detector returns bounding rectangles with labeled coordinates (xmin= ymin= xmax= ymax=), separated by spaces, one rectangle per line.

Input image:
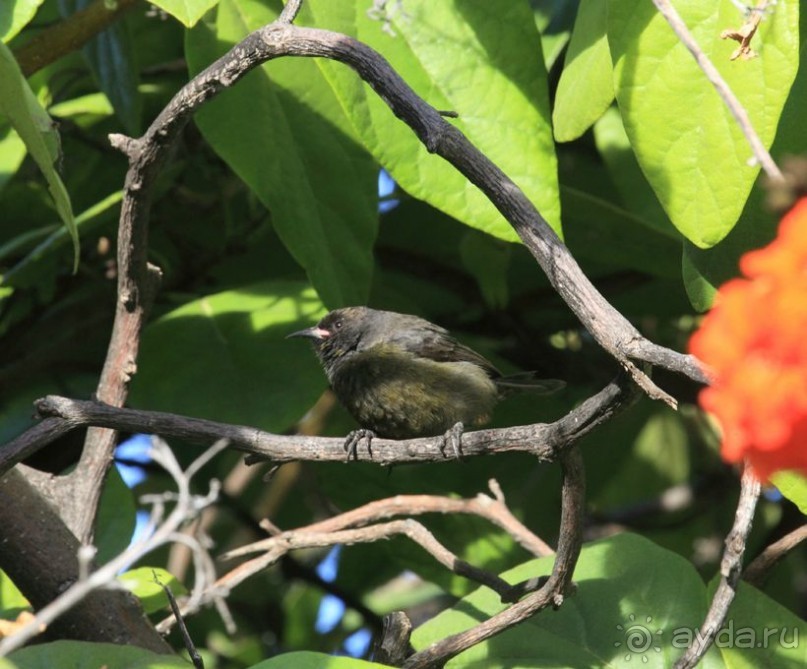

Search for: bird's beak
xmin=286 ymin=325 xmax=330 ymax=340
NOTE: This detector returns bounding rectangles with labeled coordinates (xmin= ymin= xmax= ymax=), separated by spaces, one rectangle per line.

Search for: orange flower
xmin=689 ymin=198 xmax=807 ymax=481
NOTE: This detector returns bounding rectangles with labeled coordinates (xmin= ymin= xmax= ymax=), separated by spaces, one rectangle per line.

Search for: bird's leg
xmin=439 ymin=422 xmax=465 ymax=460
xmin=344 ymin=428 xmax=375 ymax=462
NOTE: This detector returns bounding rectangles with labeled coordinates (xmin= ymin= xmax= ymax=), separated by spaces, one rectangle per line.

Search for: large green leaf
xmin=4 ymin=641 xmax=189 ymax=669
xmin=553 ymin=0 xmax=614 ymax=142
xmin=130 ymin=280 xmax=327 ymax=432
xmin=608 ymin=0 xmax=799 ymax=247
xmin=681 ymin=3 xmax=807 ymax=310
xmin=305 ymin=0 xmax=561 ymax=241
xmin=185 ymin=0 xmax=378 ymax=308
xmin=412 ymin=532 xmax=807 ymax=667
xmin=0 ymin=42 xmax=77 ymax=269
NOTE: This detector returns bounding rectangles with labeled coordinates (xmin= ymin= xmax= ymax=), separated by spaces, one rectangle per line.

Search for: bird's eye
xmin=333 ymin=320 xmax=343 ymax=330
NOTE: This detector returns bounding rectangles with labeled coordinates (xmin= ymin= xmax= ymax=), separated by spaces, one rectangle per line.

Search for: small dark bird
xmin=288 ymin=307 xmax=564 ymax=458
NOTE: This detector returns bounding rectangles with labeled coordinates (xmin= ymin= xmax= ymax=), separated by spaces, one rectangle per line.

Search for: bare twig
xmin=158 ymin=517 xmax=519 ymax=632
xmin=160 ymin=579 xmax=204 ymax=669
xmin=651 ymin=0 xmax=784 ymax=181
xmin=673 ymin=465 xmax=761 ymax=669
xmin=0 ymin=439 xmax=225 ymax=656
xmin=158 ymin=479 xmax=557 ymax=632
xmin=744 ymin=523 xmax=807 ymax=587
xmin=278 ymin=0 xmax=304 ymax=23
xmin=0 ymin=418 xmax=74 ymax=478
xmin=226 ymin=480 xmax=553 ymax=560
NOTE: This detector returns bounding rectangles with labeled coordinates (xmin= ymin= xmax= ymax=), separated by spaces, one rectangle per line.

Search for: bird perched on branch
xmin=288 ymin=306 xmax=564 ymax=458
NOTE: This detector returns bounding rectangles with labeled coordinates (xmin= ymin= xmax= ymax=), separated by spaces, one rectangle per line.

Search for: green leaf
xmin=771 ymin=471 xmax=807 ymax=516
xmin=680 ymin=3 xmax=807 ymax=310
xmin=553 ymin=0 xmax=614 ymax=142
xmin=149 ymin=0 xmax=220 ymax=27
xmin=0 ymin=42 xmax=77 ymax=269
xmin=0 ymin=0 xmax=46 ymax=43
xmin=608 ymin=0 xmax=799 ymax=247
xmin=0 ymin=124 xmax=26 ymax=194
xmin=185 ymin=0 xmax=378 ymax=308
xmin=58 ymin=0 xmax=142 ymax=135
xmin=706 ymin=578 xmax=807 ymax=667
xmin=2 ymin=190 xmax=121 ymax=287
xmin=5 ymin=640 xmax=190 ymax=668
xmin=248 ymin=652 xmax=389 ymax=668
xmin=413 ymin=532 xmax=807 ymax=667
xmin=94 ymin=465 xmax=136 ymax=565
xmin=561 ymin=185 xmax=681 ymax=279
xmin=413 ymin=533 xmax=711 ymax=667
xmin=118 ymin=568 xmax=187 ymax=615
xmin=459 ymin=231 xmax=510 ymax=309
xmin=0 ymin=571 xmax=28 ymax=614
xmin=130 ymin=280 xmax=327 ymax=431
xmin=593 ymin=107 xmax=678 ymax=238
xmin=682 ymin=245 xmax=717 ymax=312
xmin=306 ymin=0 xmax=561 ymax=241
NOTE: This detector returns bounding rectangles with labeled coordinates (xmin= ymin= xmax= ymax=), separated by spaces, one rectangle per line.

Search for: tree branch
xmin=13 ymin=0 xmax=141 ymax=77
xmin=26 ymin=374 xmax=635 ymax=467
xmin=744 ymin=523 xmax=807 ymax=587
xmin=0 ymin=468 xmax=170 ymax=655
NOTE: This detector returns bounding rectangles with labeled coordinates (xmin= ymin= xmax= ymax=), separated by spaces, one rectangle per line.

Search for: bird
xmin=288 ymin=306 xmax=564 ymax=459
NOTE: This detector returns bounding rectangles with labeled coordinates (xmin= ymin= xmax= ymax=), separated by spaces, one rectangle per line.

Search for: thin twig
xmin=157 ymin=480 xmax=556 ymax=632
xmin=673 ymin=465 xmax=761 ymax=669
xmin=278 ymin=0 xmax=304 ymax=23
xmin=651 ymin=0 xmax=784 ymax=181
xmin=159 ymin=578 xmax=204 ymax=669
xmin=0 ymin=439 xmax=224 ymax=656
xmin=744 ymin=523 xmax=807 ymax=587
xmin=226 ymin=481 xmax=553 ymax=560
xmin=158 ymin=517 xmax=518 ymax=632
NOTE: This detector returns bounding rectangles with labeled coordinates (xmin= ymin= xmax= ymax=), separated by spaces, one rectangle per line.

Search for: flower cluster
xmin=689 ymin=198 xmax=807 ymax=481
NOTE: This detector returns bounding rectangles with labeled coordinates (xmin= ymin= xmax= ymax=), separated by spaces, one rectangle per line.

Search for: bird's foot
xmin=439 ymin=422 xmax=465 ymax=460
xmin=344 ymin=429 xmax=375 ymax=462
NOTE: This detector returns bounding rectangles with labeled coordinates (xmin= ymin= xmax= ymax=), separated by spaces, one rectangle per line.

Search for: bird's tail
xmin=494 ymin=373 xmax=565 ymax=396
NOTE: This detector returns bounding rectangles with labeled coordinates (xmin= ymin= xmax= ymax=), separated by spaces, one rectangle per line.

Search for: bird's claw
xmin=344 ymin=429 xmax=375 ymax=462
xmin=439 ymin=422 xmax=465 ymax=460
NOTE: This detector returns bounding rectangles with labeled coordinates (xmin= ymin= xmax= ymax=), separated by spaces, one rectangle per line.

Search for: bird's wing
xmin=384 ymin=319 xmax=502 ymax=379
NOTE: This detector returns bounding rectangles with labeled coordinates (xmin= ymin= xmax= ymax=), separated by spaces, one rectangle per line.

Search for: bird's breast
xmin=330 ymin=348 xmax=498 ymax=439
